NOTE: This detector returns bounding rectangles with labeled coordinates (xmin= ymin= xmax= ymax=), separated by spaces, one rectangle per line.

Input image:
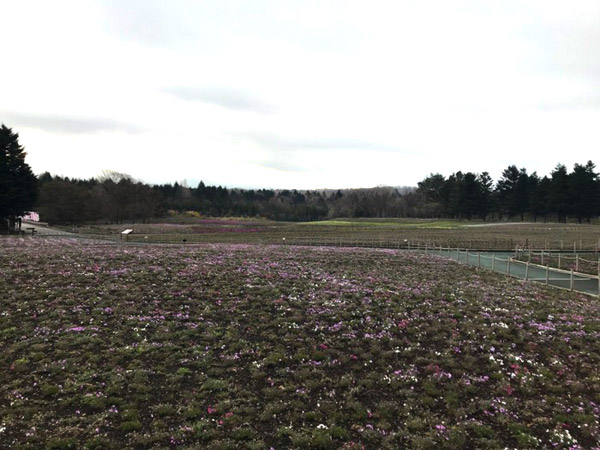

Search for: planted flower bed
xmin=1 ymin=238 xmax=599 ymax=449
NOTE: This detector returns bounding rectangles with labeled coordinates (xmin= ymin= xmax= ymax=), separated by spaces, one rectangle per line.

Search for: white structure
xmin=21 ymin=211 xmax=40 ymax=222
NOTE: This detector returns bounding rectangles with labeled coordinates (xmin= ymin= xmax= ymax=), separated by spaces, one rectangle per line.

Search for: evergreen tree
xmin=548 ymin=164 xmax=570 ymax=223
xmin=0 ymin=125 xmax=38 ymax=231
xmin=495 ymin=165 xmax=521 ymax=219
xmin=569 ymin=161 xmax=598 ymax=223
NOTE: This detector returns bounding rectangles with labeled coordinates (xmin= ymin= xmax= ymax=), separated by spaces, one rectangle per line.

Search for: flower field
xmin=1 ymin=238 xmax=599 ymax=449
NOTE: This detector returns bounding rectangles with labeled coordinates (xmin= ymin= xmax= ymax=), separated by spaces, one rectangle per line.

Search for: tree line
xmin=35 ymin=162 xmax=599 ymax=225
xmin=2 ymin=125 xmax=599 ymax=227
xmin=416 ymin=163 xmax=599 ymax=223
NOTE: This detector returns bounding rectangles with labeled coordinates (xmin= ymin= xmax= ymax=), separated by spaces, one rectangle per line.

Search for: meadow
xmin=1 ymin=237 xmax=599 ymax=449
xmin=64 ymin=219 xmax=600 ymax=251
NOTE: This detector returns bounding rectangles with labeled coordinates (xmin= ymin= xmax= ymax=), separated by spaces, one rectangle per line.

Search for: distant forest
xmin=35 ymin=162 xmax=599 ymax=224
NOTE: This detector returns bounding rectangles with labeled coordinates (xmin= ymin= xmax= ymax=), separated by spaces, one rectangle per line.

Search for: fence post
xmin=573 ymin=241 xmax=576 ymax=254
xmin=508 ymin=258 xmax=511 ymax=276
xmin=492 ymin=254 xmax=496 ymax=271
xmin=541 ymin=251 xmax=544 ymax=266
xmin=478 ymin=252 xmax=481 ymax=269
xmin=570 ymin=269 xmax=574 ymax=291
xmin=576 ymin=254 xmax=579 ymax=272
xmin=466 ymin=250 xmax=469 ymax=264
xmin=525 ymin=262 xmax=529 ymax=281
xmin=558 ymin=254 xmax=561 ymax=270
xmin=546 ymin=263 xmax=549 ymax=285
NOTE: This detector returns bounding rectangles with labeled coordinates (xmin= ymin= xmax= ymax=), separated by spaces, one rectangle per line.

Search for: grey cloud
xmin=255 ymin=159 xmax=308 ymax=173
xmin=162 ymin=87 xmax=275 ymax=114
xmin=234 ymin=131 xmax=405 ymax=153
xmin=4 ymin=112 xmax=142 ymax=134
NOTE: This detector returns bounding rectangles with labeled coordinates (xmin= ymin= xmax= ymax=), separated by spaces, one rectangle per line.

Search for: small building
xmin=21 ymin=212 xmax=40 ymax=222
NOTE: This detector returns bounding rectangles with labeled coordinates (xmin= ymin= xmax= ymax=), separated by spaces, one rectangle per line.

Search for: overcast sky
xmin=2 ymin=1 xmax=599 ymax=189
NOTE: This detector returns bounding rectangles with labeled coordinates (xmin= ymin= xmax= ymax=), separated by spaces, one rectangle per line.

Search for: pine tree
xmin=0 ymin=125 xmax=38 ymax=231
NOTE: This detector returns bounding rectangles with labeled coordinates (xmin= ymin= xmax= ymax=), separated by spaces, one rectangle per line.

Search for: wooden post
xmin=507 ymin=258 xmax=511 ymax=276
xmin=573 ymin=241 xmax=576 ymax=253
xmin=478 ymin=252 xmax=481 ymax=269
xmin=570 ymin=269 xmax=574 ymax=291
xmin=541 ymin=251 xmax=544 ymax=266
xmin=576 ymin=254 xmax=579 ymax=272
xmin=546 ymin=263 xmax=549 ymax=285
xmin=525 ymin=262 xmax=529 ymax=281
xmin=558 ymin=254 xmax=561 ymax=270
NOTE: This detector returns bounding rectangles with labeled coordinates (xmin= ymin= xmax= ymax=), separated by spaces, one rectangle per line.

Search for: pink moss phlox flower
xmin=397 ymin=319 xmax=409 ymax=329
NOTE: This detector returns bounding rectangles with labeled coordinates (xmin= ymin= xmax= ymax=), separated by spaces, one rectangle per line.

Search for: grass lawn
xmin=1 ymin=238 xmax=599 ymax=448
xmin=61 ymin=219 xmax=600 ymax=251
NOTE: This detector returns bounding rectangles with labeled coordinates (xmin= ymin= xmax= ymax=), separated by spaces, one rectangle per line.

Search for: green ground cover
xmin=1 ymin=238 xmax=599 ymax=449
xmin=61 ymin=220 xmax=600 ymax=251
xmin=296 ymin=219 xmax=464 ymax=229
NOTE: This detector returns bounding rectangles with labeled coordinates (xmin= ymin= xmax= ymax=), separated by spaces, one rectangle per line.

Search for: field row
xmin=1 ymin=238 xmax=599 ymax=448
xmin=54 ymin=220 xmax=600 ymax=251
